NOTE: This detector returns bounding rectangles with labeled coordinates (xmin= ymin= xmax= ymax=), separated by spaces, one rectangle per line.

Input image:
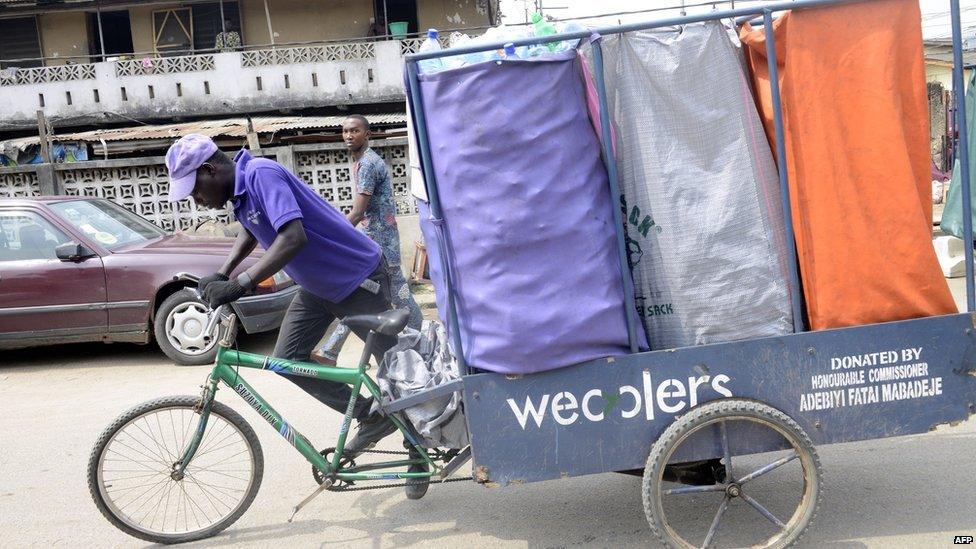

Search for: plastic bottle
xmin=448 ymin=32 xmax=484 ymax=67
xmin=448 ymin=31 xmax=466 ymax=46
xmin=531 ymin=12 xmax=558 ymax=52
xmin=417 ymin=29 xmax=444 ymax=74
xmin=526 ymin=44 xmax=549 ymax=58
xmin=557 ymin=21 xmax=587 ymax=50
xmin=442 ymin=32 xmax=469 ymax=70
xmin=494 ymin=42 xmax=516 ymax=65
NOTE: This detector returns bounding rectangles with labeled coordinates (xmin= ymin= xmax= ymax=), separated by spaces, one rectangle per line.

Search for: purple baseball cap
xmin=165 ymin=134 xmax=219 ymax=202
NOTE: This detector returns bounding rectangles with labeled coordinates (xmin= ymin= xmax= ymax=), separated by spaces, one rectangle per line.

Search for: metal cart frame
xmin=399 ymin=1 xmax=976 ymax=545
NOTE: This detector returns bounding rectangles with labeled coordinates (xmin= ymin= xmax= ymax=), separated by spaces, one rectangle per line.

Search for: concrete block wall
xmin=0 ymin=140 xmax=423 ymax=275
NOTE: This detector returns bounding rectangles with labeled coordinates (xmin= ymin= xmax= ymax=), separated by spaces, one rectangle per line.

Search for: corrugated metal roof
xmin=926 ymin=51 xmax=976 ymax=65
xmin=925 ymin=48 xmax=976 ymax=66
xmin=924 ymin=39 xmax=976 ymax=66
xmin=0 ymin=0 xmax=92 ymax=6
xmin=0 ymin=0 xmax=157 ymax=6
xmin=0 ymin=113 xmax=407 ymax=151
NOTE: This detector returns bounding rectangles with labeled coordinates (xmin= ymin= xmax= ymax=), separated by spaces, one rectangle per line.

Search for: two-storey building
xmin=0 ymin=0 xmax=498 ymax=128
xmin=0 ymin=0 xmax=498 ymax=246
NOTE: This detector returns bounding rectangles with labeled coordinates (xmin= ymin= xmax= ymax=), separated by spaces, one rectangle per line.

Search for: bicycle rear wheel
xmin=88 ymin=395 xmax=263 ymax=544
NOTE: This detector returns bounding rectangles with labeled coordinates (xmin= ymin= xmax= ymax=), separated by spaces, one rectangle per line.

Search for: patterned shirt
xmin=354 ymin=147 xmax=402 ymax=265
xmin=214 ymin=31 xmax=241 ymax=51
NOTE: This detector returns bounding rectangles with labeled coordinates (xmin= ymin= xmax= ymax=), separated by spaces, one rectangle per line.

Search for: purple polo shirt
xmin=231 ymin=150 xmax=381 ymax=302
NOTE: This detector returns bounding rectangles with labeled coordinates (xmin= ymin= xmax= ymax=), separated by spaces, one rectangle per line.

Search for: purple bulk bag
xmin=414 ymin=51 xmax=642 ymax=374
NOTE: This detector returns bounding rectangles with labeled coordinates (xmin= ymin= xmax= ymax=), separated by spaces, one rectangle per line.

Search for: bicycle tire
xmin=87 ymin=395 xmax=263 ymax=544
xmin=643 ymin=398 xmax=822 ymax=549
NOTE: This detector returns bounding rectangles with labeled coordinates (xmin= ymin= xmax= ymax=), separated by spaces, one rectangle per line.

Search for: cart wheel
xmin=643 ymin=399 xmax=821 ymax=549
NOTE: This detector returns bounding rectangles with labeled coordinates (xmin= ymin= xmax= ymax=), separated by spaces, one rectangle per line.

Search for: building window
xmin=87 ymin=10 xmax=134 ymax=62
xmin=153 ymin=8 xmax=193 ymax=56
xmin=374 ymin=0 xmax=418 ymax=37
xmin=0 ymin=17 xmax=42 ymax=69
xmin=192 ymin=2 xmax=242 ymax=52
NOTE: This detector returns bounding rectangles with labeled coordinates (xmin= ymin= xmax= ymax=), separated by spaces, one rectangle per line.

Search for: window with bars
xmin=153 ymin=8 xmax=193 ymax=56
xmin=0 ymin=17 xmax=42 ymax=69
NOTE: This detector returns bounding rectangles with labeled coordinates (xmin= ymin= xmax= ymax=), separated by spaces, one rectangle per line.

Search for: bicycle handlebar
xmin=173 ymin=272 xmax=233 ymax=340
xmin=205 ymin=301 xmax=230 ymax=339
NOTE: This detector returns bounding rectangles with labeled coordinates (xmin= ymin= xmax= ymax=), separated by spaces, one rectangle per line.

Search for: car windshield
xmin=49 ymin=199 xmax=167 ymax=251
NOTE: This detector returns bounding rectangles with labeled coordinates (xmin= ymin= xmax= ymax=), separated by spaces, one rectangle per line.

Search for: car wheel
xmin=153 ymin=289 xmax=222 ymax=365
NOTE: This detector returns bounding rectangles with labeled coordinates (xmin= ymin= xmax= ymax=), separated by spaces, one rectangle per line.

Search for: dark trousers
xmin=272 ymin=259 xmax=396 ymax=420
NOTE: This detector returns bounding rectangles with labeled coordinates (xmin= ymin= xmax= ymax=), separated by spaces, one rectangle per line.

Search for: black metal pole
xmin=263 ymin=0 xmax=275 ymax=47
xmin=219 ymin=0 xmax=227 ymax=43
xmin=96 ymin=2 xmax=107 ymax=62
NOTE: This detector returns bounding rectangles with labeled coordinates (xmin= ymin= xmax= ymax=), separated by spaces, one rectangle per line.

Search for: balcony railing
xmin=115 ymin=54 xmax=216 ymax=77
xmin=0 ymin=63 xmax=96 ymax=86
xmin=241 ymin=43 xmax=376 ymax=67
xmin=0 ymin=25 xmax=485 ymax=87
xmin=0 ymin=29 xmax=486 ymax=129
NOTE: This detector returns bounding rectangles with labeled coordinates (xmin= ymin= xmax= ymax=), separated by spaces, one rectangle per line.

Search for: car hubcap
xmin=166 ymin=301 xmax=217 ymax=356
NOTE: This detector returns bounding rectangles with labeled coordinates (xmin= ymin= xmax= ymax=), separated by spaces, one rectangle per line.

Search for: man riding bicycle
xmin=165 ymin=134 xmax=398 ymax=458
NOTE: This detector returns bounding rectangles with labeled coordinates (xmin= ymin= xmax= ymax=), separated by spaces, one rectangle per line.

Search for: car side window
xmin=0 ymin=211 xmax=71 ymax=262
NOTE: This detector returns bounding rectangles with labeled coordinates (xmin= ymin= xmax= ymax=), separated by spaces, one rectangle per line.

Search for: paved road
xmin=2 ymin=319 xmax=975 ymax=547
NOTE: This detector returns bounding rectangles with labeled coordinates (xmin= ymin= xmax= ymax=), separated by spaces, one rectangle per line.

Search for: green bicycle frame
xmin=177 ymin=331 xmax=438 ymax=483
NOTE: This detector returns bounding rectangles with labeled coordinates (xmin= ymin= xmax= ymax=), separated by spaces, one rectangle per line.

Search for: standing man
xmin=213 ymin=19 xmax=241 ymax=52
xmin=316 ymin=115 xmax=424 ymax=364
xmin=165 ymin=134 xmax=397 ymax=456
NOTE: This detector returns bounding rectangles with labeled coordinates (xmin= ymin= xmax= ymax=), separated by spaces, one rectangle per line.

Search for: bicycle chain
xmin=327 ymin=475 xmax=474 ymax=493
xmin=356 ymin=448 xmax=410 ymax=456
xmin=316 ymin=448 xmax=470 ymax=493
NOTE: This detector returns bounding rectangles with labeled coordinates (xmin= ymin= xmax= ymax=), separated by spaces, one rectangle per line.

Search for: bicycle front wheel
xmin=87 ymin=395 xmax=263 ymax=544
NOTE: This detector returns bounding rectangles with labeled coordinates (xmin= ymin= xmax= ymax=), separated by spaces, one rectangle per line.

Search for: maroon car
xmin=0 ymin=197 xmax=297 ymax=364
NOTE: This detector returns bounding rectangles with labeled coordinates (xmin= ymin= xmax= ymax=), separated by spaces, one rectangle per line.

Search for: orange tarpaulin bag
xmin=739 ymin=0 xmax=956 ymax=330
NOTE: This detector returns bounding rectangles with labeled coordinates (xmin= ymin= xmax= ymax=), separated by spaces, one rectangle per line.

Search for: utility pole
xmin=35 ymin=110 xmax=60 ymax=195
xmin=245 ymin=116 xmax=261 ymax=151
xmin=36 ymin=110 xmax=51 ymax=164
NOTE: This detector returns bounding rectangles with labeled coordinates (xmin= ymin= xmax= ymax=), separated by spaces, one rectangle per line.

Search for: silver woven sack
xmin=597 ymin=21 xmax=795 ymax=348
